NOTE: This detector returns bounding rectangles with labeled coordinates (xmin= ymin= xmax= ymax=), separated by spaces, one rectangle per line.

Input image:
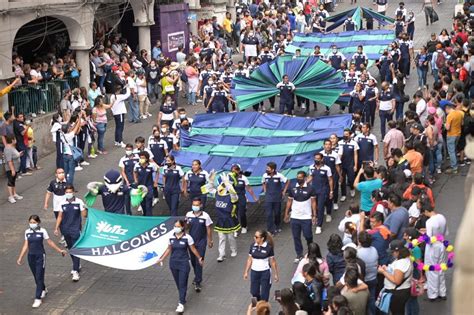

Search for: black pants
xmin=114 ymin=114 xmax=125 ymax=143
xmin=28 ymin=253 xmax=46 ymax=299
xmin=390 ymin=288 xmax=411 ymax=315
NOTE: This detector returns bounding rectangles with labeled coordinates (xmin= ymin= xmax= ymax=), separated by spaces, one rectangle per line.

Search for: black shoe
xmin=438 ymin=296 xmax=447 ymax=301
xmin=304 ymin=109 xmax=309 ymax=115
xmin=424 ymin=297 xmax=439 ymax=302
xmin=194 ymin=283 xmax=201 ymax=292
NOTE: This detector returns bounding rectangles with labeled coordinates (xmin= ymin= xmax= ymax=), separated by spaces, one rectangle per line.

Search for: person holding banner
xmin=17 ymin=215 xmax=67 ymax=308
xmin=157 ymin=219 xmax=203 ymax=313
xmin=185 ymin=198 xmax=213 ymax=293
xmin=54 ymin=185 xmax=88 ymax=282
xmin=133 ymin=151 xmax=158 ymax=216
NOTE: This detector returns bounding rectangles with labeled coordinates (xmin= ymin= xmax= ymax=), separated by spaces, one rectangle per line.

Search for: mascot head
xmin=104 ymin=169 xmax=123 ymax=193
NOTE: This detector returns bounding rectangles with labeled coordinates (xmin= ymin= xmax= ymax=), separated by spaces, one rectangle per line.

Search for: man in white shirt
xmin=413 ymin=90 xmax=428 ymax=125
xmin=126 ymin=71 xmax=140 ymax=123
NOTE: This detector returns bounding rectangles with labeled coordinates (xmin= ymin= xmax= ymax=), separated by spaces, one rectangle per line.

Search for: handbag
xmin=410 ymin=278 xmax=425 ymax=297
xmin=430 ymin=10 xmax=439 ymax=23
xmin=375 ymin=288 xmax=392 ymax=313
xmin=61 ymin=132 xmax=83 ymax=162
xmin=164 ymin=84 xmax=175 ymax=93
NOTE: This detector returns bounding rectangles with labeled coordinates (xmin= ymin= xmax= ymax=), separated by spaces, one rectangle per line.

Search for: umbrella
xmin=231 ymin=56 xmax=347 ymax=111
xmin=325 ymin=6 xmax=395 ymax=32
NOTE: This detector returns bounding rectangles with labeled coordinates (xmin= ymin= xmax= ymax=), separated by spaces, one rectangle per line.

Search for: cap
xmin=412 ymin=123 xmax=424 ymax=132
xmin=389 ymin=239 xmax=405 ymax=251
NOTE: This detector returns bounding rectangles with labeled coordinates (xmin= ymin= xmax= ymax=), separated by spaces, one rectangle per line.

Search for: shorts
xmin=6 ymin=170 xmax=17 ymax=187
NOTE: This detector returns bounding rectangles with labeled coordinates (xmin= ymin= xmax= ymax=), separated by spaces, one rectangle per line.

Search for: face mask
xmin=166 ymin=162 xmax=172 ymax=167
xmin=192 ymin=205 xmax=201 ymax=212
xmin=297 ymin=179 xmax=305 ymax=185
xmin=343 ymin=135 xmax=350 ymax=141
xmin=182 ymin=125 xmax=190 ymax=130
xmin=57 ymin=116 xmax=63 ymax=122
xmin=179 ymin=114 xmax=186 ymax=119
xmin=314 ymin=160 xmax=321 ymax=165
xmin=125 ymin=150 xmax=133 ymax=155
xmin=65 ymin=193 xmax=73 ymax=199
xmin=29 ymin=223 xmax=38 ymax=230
xmin=266 ymin=170 xmax=272 ymax=175
xmin=332 ymin=49 xmax=337 ymax=53
xmin=208 ymin=81 xmax=214 ymax=85
xmin=173 ymin=227 xmax=183 ymax=234
xmin=154 ymin=133 xmax=160 ymax=139
xmin=162 ymin=128 xmax=168 ymax=133
xmin=139 ymin=158 xmax=147 ymax=164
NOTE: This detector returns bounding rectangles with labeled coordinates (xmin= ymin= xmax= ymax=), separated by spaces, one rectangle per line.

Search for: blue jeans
xmin=127 ymin=96 xmax=140 ymax=122
xmin=416 ymin=67 xmax=428 ymax=88
xmin=63 ymin=154 xmax=75 ymax=184
xmin=435 ymin=141 xmax=443 ymax=170
xmin=290 ymin=219 xmax=313 ymax=257
xmin=366 ymin=279 xmax=377 ymax=315
xmin=187 ymin=91 xmax=196 ymax=105
xmin=405 ymin=296 xmax=420 ymax=315
xmin=147 ymin=82 xmax=160 ymax=102
xmin=432 ymin=68 xmax=439 ymax=84
xmin=446 ymin=136 xmax=459 ymax=170
xmin=96 ymin=123 xmax=106 ymax=152
xmin=379 ymin=110 xmax=393 ymax=139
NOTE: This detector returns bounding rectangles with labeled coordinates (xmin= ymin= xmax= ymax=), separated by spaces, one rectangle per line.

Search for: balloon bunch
xmin=408 ymin=234 xmax=454 ymax=271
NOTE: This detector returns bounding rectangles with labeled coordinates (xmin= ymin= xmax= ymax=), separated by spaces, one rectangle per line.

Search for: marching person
xmin=17 ymin=215 xmax=67 ymax=308
xmin=354 ymin=123 xmax=379 ymax=168
xmin=43 ymin=168 xmax=67 ymax=218
xmin=261 ymin=162 xmax=289 ymax=235
xmin=308 ymin=153 xmax=333 ymax=235
xmin=162 ymin=155 xmax=185 ymax=216
xmin=276 ymin=74 xmax=296 ymax=115
xmin=284 ymin=171 xmax=317 ymax=262
xmin=215 ymin=174 xmax=241 ymax=262
xmin=183 ymin=160 xmax=210 ymax=208
xmin=133 ymin=151 xmax=158 ymax=216
xmin=147 ymin=127 xmax=169 ymax=166
xmin=157 ymin=219 xmax=204 ymax=313
xmin=54 ymin=185 xmax=87 ymax=282
xmin=231 ymin=164 xmax=258 ymax=235
xmin=119 ymin=143 xmax=139 ymax=187
xmin=321 ymin=139 xmax=342 ymax=212
xmin=243 ymin=230 xmax=279 ymax=302
xmin=377 ymin=81 xmax=395 ymax=139
xmin=185 ymin=198 xmax=213 ymax=293
xmin=338 ymin=129 xmax=359 ymax=202
xmin=422 ymin=200 xmax=448 ymax=301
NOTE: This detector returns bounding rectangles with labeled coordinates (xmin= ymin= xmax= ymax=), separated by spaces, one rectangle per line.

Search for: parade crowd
xmin=3 ymin=0 xmax=474 ymax=314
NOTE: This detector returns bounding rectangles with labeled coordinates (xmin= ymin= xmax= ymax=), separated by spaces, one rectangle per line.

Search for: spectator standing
xmin=126 ymin=71 xmax=140 ymax=123
xmin=354 ymin=166 xmax=383 ymax=213
xmin=384 ymin=194 xmax=409 ymax=239
xmin=4 ymin=135 xmax=23 ymax=204
xmin=383 ymin=120 xmax=405 ymax=162
xmin=110 ymin=86 xmax=131 ymax=148
xmin=87 ymin=82 xmax=101 ymax=107
xmin=13 ymin=113 xmax=31 ymax=176
xmin=146 ymin=60 xmax=161 ymax=104
xmin=92 ymin=96 xmax=112 ymax=155
xmin=136 ymin=71 xmax=151 ymax=120
xmin=152 ymin=41 xmax=162 ymax=60
xmin=444 ymin=103 xmax=464 ymax=174
xmin=60 ymin=113 xmax=83 ymax=185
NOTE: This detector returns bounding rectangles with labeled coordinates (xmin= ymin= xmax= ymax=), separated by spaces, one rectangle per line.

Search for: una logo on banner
xmin=96 ymin=221 xmax=128 ymax=236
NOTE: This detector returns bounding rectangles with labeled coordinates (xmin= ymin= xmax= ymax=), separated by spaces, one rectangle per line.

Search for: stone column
xmin=71 ymin=47 xmax=91 ymax=88
xmin=134 ymin=22 xmax=153 ymax=54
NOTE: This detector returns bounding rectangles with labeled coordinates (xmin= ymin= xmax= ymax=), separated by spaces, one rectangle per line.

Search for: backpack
xmin=180 ymin=71 xmax=188 ymax=83
xmin=435 ymin=52 xmax=446 ymax=69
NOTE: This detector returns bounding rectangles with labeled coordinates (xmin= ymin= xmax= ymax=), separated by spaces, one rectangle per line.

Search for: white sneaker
xmin=231 ymin=251 xmax=238 ymax=257
xmin=119 ymin=142 xmax=126 ymax=148
xmin=14 ymin=194 xmax=23 ymax=200
xmin=350 ymin=189 xmax=356 ymax=197
xmin=233 ymin=231 xmax=239 ymax=238
xmin=88 ymin=154 xmax=97 ymax=159
xmin=32 ymin=299 xmax=42 ymax=308
xmin=60 ymin=236 xmax=66 ymax=246
xmin=326 ymin=215 xmax=332 ymax=222
xmin=436 ymin=168 xmax=442 ymax=174
xmin=333 ymin=203 xmax=339 ymax=210
xmin=8 ymin=196 xmax=16 ymax=204
xmin=176 ymin=303 xmax=184 ymax=313
xmin=152 ymin=198 xmax=159 ymax=206
xmin=217 ymin=256 xmax=225 ymax=262
xmin=80 ymin=161 xmax=90 ymax=166
xmin=340 ymin=196 xmax=346 ymax=202
xmin=41 ymin=288 xmax=48 ymax=299
xmin=241 ymin=227 xmax=248 ymax=234
xmin=141 ymin=115 xmax=147 ymax=120
xmin=114 ymin=142 xmax=120 ymax=147
xmin=315 ymin=226 xmax=322 ymax=234
xmin=75 ymin=166 xmax=83 ymax=171
xmin=137 ymin=205 xmax=143 ymax=212
xmin=147 ymin=112 xmax=152 ymax=117
xmin=71 ymin=270 xmax=80 ymax=282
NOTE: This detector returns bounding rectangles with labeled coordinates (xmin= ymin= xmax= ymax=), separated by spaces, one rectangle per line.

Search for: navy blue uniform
xmin=235 ymin=175 xmax=251 ymax=229
xmin=97 ymin=184 xmax=131 ymax=215
xmin=46 ymin=179 xmax=67 ymax=218
xmin=184 ymin=170 xmax=209 ymax=208
xmin=59 ymin=197 xmax=86 ymax=272
xmin=352 ymin=52 xmax=368 ymax=71
xmin=344 ymin=20 xmax=356 ymax=31
xmin=119 ymin=154 xmax=139 ymax=185
xmin=163 ymin=165 xmax=184 ymax=216
xmin=321 ymin=150 xmax=341 ymax=213
xmin=25 ymin=227 xmax=49 ymax=299
xmin=210 ymin=90 xmax=228 ymax=113
xmin=148 ymin=139 xmax=168 ymax=165
xmin=134 ymin=163 xmax=158 ymax=216
xmin=249 ymin=241 xmax=274 ymax=301
xmin=309 ymin=164 xmax=332 ymax=227
xmin=262 ymin=172 xmax=287 ymax=234
xmin=328 ymin=52 xmax=345 ymax=70
xmin=338 ymin=139 xmax=359 ymax=197
xmin=185 ymin=211 xmax=212 ymax=286
xmin=364 ymin=86 xmax=378 ymax=126
xmin=276 ymin=82 xmax=296 ymax=115
xmin=168 ymin=233 xmax=195 ymax=304
xmin=355 ymin=133 xmax=378 ymax=168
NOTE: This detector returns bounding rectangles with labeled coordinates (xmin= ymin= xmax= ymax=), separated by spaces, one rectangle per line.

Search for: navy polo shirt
xmin=185 ymin=211 xmax=213 ymax=244
xmin=47 ymin=179 xmax=67 ymax=212
xmin=309 ymin=164 xmax=332 ymax=194
xmin=235 ymin=175 xmax=250 ymax=196
xmin=134 ymin=163 xmax=158 ymax=187
xmin=148 ymin=139 xmax=168 ymax=165
xmin=162 ymin=165 xmax=184 ymax=193
xmin=338 ymin=139 xmax=360 ymax=167
xmin=185 ymin=170 xmax=209 ymax=195
xmin=169 ymin=233 xmax=194 ymax=263
xmin=276 ymin=82 xmax=296 ymax=103
xmin=354 ymin=133 xmax=378 ymax=162
xmin=261 ymin=172 xmax=287 ymax=202
xmin=119 ymin=154 xmax=140 ymax=182
xmin=249 ymin=241 xmax=274 ymax=271
xmin=59 ymin=197 xmax=86 ymax=235
xmin=25 ymin=227 xmax=49 ymax=255
xmin=288 ymin=183 xmax=316 ymax=220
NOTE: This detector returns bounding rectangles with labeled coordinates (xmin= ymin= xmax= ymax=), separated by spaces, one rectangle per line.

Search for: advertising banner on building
xmin=69 ymin=208 xmax=175 ymax=270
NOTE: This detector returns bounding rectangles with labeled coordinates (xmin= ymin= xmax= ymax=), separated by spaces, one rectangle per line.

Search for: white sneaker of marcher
xmin=137 ymin=206 xmax=143 ymax=212
xmin=147 ymin=112 xmax=152 ymax=117
xmin=71 ymin=271 xmax=80 ymax=282
xmin=80 ymin=161 xmax=90 ymax=166
xmin=326 ymin=215 xmax=332 ymax=222
xmin=119 ymin=142 xmax=126 ymax=148
xmin=315 ymin=226 xmax=322 ymax=234
xmin=217 ymin=256 xmax=225 ymax=262
xmin=152 ymin=198 xmax=159 ymax=206
xmin=41 ymin=288 xmax=48 ymax=299
xmin=231 ymin=251 xmax=238 ymax=257
xmin=241 ymin=227 xmax=248 ymax=234
xmin=340 ymin=196 xmax=346 ymax=202
xmin=350 ymin=189 xmax=356 ymax=197
xmin=8 ymin=196 xmax=16 ymax=204
xmin=14 ymin=194 xmax=23 ymax=200
xmin=32 ymin=299 xmax=42 ymax=308
xmin=176 ymin=303 xmax=184 ymax=313
xmin=233 ymin=231 xmax=239 ymax=238
xmin=333 ymin=203 xmax=339 ymax=210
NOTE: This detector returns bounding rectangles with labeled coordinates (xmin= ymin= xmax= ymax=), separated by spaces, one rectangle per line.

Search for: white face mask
xmin=125 ymin=150 xmax=133 ymax=155
xmin=29 ymin=223 xmax=38 ymax=230
xmin=65 ymin=193 xmax=73 ymax=199
xmin=179 ymin=114 xmax=186 ymax=119
xmin=162 ymin=128 xmax=168 ymax=133
xmin=173 ymin=227 xmax=183 ymax=234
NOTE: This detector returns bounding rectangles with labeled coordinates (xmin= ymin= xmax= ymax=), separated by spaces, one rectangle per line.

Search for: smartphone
xmin=274 ymin=290 xmax=281 ymax=301
xmin=251 ymin=297 xmax=258 ymax=307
